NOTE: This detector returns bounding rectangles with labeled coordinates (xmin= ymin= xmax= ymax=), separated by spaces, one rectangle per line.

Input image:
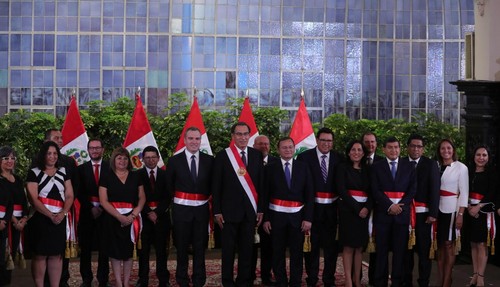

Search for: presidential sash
xmin=226 ymin=146 xmax=258 ymax=213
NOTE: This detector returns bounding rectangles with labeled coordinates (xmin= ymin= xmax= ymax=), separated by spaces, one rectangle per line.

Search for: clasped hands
xmin=388 ymin=203 xmax=404 ymax=215
xmin=119 ymin=213 xmax=136 ymax=227
xmin=51 ymin=212 xmax=66 ymax=225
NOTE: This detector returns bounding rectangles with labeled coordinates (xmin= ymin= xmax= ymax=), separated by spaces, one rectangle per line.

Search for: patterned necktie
xmin=284 ymin=162 xmax=291 ymax=189
xmin=390 ymin=161 xmax=397 ymax=179
xmin=94 ymin=164 xmax=100 ymax=185
xmin=321 ymin=155 xmax=328 ymax=183
xmin=191 ymin=155 xmax=197 ymax=182
xmin=241 ymin=151 xmax=247 ymax=166
xmin=149 ymin=170 xmax=155 ymax=190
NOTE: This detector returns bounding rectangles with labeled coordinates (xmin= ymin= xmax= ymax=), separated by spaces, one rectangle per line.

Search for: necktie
xmin=241 ymin=151 xmax=247 ymax=166
xmin=320 ymin=155 xmax=328 ymax=183
xmin=390 ymin=161 xmax=397 ymax=179
xmin=367 ymin=157 xmax=373 ymax=165
xmin=411 ymin=160 xmax=417 ymax=169
xmin=191 ymin=155 xmax=197 ymax=182
xmin=284 ymin=162 xmax=291 ymax=189
xmin=149 ymin=170 xmax=155 ymax=190
xmin=94 ymin=164 xmax=100 ymax=185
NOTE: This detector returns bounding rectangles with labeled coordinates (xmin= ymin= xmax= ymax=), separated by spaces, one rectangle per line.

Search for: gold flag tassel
xmin=429 ymin=245 xmax=435 ymax=259
xmin=70 ymin=241 xmax=78 ymax=258
xmin=138 ymin=237 xmax=142 ymax=250
xmin=254 ymin=227 xmax=260 ymax=244
xmin=19 ymin=252 xmax=26 ymax=269
xmin=487 ymin=228 xmax=491 ymax=247
xmin=303 ymin=233 xmax=311 ymax=252
xmin=491 ymin=236 xmax=496 ymax=255
xmin=366 ymin=235 xmax=376 ymax=253
xmin=64 ymin=240 xmax=71 ymax=259
xmin=14 ymin=250 xmax=20 ymax=266
xmin=6 ymin=243 xmax=15 ymax=271
xmin=455 ymin=235 xmax=461 ymax=255
xmin=133 ymin=244 xmax=138 ymax=260
xmin=335 ymin=224 xmax=339 ymax=241
xmin=408 ymin=228 xmax=416 ymax=250
xmin=208 ymin=232 xmax=215 ymax=249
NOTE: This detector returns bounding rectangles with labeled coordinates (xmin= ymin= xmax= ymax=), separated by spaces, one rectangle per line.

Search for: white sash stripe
xmin=116 ymin=207 xmax=133 ymax=214
xmin=269 ymin=203 xmax=303 ymax=213
xmin=174 ymin=197 xmax=209 ymax=206
xmin=415 ymin=206 xmax=429 ymax=213
xmin=13 ymin=210 xmax=23 ymax=217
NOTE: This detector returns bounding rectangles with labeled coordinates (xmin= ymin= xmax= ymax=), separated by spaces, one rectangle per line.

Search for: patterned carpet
xmin=68 ymin=257 xmax=369 ymax=286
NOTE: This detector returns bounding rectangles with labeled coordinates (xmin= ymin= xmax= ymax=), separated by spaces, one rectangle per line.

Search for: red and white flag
xmin=174 ymin=96 xmax=213 ymax=155
xmin=123 ymin=93 xmax=165 ymax=170
xmin=289 ymin=97 xmax=317 ymax=157
xmin=61 ymin=96 xmax=90 ymax=165
xmin=231 ymin=97 xmax=259 ymax=147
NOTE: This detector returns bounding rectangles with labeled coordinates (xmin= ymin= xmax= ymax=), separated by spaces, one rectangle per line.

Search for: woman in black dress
xmin=0 ymin=146 xmax=28 ymax=285
xmin=337 ymin=140 xmax=371 ymax=287
xmin=99 ymin=147 xmax=145 ymax=287
xmin=26 ymin=141 xmax=74 ymax=287
xmin=0 ymin=147 xmax=14 ymax=287
xmin=467 ymin=145 xmax=496 ymax=287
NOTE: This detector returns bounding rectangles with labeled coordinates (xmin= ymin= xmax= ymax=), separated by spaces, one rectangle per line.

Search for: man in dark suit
xmin=402 ymin=134 xmax=440 ymax=287
xmin=213 ymin=122 xmax=264 ymax=287
xmin=77 ymin=139 xmax=110 ymax=287
xmin=43 ymin=129 xmax=78 ymax=287
xmin=166 ymin=127 xmax=214 ymax=287
xmin=251 ymin=135 xmax=278 ymax=286
xmin=370 ymin=137 xmax=417 ymax=287
xmin=136 ymin=146 xmax=171 ymax=287
xmin=362 ymin=131 xmax=384 ymax=285
xmin=297 ymin=127 xmax=342 ymax=287
xmin=263 ymin=137 xmax=314 ymax=287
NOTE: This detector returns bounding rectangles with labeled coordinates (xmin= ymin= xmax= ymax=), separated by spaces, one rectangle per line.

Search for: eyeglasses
xmin=88 ymin=147 xmax=103 ymax=151
xmin=1 ymin=157 xmax=16 ymax=161
xmin=233 ymin=132 xmax=250 ymax=137
xmin=143 ymin=156 xmax=159 ymax=160
xmin=408 ymin=144 xmax=424 ymax=149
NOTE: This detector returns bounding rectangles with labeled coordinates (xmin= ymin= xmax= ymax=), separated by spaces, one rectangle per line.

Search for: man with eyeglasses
xmin=77 ymin=139 xmax=110 ymax=287
xmin=401 ymin=134 xmax=440 ymax=287
xmin=297 ymin=127 xmax=343 ymax=287
xmin=136 ymin=146 xmax=171 ymax=287
xmin=213 ymin=122 xmax=264 ymax=287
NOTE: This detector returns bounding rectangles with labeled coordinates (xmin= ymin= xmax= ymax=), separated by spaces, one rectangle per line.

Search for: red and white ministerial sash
xmin=110 ymin=202 xmax=142 ymax=244
xmin=148 ymin=201 xmax=159 ymax=210
xmin=174 ymin=191 xmax=209 ymax=207
xmin=414 ymin=201 xmax=429 ymax=213
xmin=226 ymin=146 xmax=258 ymax=213
xmin=384 ymin=191 xmax=405 ymax=204
xmin=90 ymin=196 xmax=100 ymax=207
xmin=13 ymin=204 xmax=23 ymax=217
xmin=38 ymin=197 xmax=64 ymax=213
xmin=315 ymin=192 xmax=337 ymax=204
xmin=269 ymin=198 xmax=304 ymax=213
xmin=0 ymin=205 xmax=5 ymax=218
xmin=348 ymin=190 xmax=368 ymax=203
xmin=469 ymin=192 xmax=484 ymax=205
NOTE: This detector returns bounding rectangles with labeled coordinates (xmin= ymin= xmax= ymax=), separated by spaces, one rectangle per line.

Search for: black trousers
xmin=79 ymin=213 xmax=109 ymax=285
xmin=271 ymin=221 xmax=304 ymax=287
xmin=304 ymin=216 xmax=338 ymax=286
xmin=221 ymin=219 xmax=254 ymax=287
xmin=174 ymin=214 xmax=208 ymax=287
xmin=375 ymin=221 xmax=408 ymax=287
xmin=138 ymin=212 xmax=171 ymax=287
xmin=250 ymin=224 xmax=273 ymax=282
xmin=404 ymin=213 xmax=432 ymax=287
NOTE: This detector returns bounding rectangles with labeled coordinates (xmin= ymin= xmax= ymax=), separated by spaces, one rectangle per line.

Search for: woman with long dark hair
xmin=26 ymin=141 xmax=74 ymax=287
xmin=336 ymin=140 xmax=372 ymax=287
xmin=467 ymin=145 xmax=496 ymax=287
xmin=435 ymin=139 xmax=468 ymax=287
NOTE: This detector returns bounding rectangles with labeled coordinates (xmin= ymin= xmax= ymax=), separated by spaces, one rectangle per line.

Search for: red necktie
xmin=150 ymin=170 xmax=155 ymax=191
xmin=94 ymin=164 xmax=100 ymax=185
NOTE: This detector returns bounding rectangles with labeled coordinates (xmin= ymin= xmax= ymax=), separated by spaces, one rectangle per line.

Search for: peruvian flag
xmin=61 ymin=96 xmax=90 ymax=165
xmin=174 ymin=96 xmax=213 ymax=155
xmin=123 ymin=92 xmax=165 ymax=170
xmin=289 ymin=97 xmax=317 ymax=157
xmin=231 ymin=97 xmax=259 ymax=147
